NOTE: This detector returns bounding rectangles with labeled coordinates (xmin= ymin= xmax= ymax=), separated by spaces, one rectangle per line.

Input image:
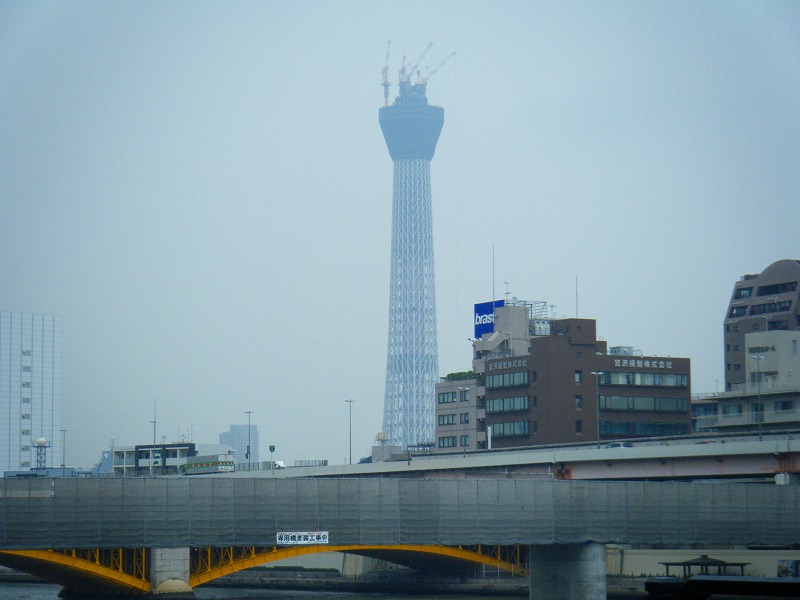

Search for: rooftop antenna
xmin=504 ymin=281 xmax=511 ymax=302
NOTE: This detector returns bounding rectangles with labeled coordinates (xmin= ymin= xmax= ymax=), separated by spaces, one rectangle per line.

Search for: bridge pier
xmin=149 ymin=547 xmax=193 ymax=597
xmin=529 ymin=543 xmax=606 ymax=600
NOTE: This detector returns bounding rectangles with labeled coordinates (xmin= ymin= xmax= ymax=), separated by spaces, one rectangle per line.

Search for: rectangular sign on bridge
xmin=277 ymin=531 xmax=329 ymax=545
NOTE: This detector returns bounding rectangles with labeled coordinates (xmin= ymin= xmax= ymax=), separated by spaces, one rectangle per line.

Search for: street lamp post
xmin=591 ymin=372 xmax=604 ymax=448
xmin=60 ymin=429 xmax=67 ymax=476
xmin=149 ymin=400 xmax=157 ymax=478
xmin=245 ymin=410 xmax=253 ymax=471
xmin=752 ymin=355 xmax=765 ymax=440
xmin=345 ymin=399 xmax=354 ymax=465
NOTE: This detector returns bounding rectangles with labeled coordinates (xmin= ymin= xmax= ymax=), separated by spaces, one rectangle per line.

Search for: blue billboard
xmin=474 ymin=300 xmax=505 ymax=339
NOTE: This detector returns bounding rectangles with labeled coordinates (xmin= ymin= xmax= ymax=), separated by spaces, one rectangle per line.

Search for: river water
xmin=0 ymin=582 xmax=524 ymax=600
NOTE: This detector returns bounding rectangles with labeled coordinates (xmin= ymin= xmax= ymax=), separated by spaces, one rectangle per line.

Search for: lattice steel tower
xmin=378 ymin=48 xmax=448 ymax=449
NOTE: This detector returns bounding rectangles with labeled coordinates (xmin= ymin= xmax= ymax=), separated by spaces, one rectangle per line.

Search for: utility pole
xmin=345 ymin=399 xmax=354 ymax=465
xmin=245 ymin=410 xmax=254 ymax=471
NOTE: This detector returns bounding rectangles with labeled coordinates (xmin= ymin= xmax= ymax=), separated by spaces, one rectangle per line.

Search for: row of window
xmin=486 ymin=395 xmax=529 ymax=413
xmin=486 ymin=371 xmax=529 ymax=389
xmin=437 ymin=389 xmax=471 ymax=403
xmin=599 ymin=372 xmax=688 ymax=388
xmin=722 ymin=400 xmax=796 ymax=415
xmin=729 ymin=300 xmax=793 ymax=318
xmin=492 ymin=421 xmax=531 ymax=436
xmin=438 ymin=412 xmax=470 ymax=425
xmin=732 ymin=281 xmax=797 ymax=301
xmin=726 ymin=318 xmax=800 ymax=332
xmin=600 ymin=421 xmax=689 ymax=436
xmin=600 ymin=395 xmax=689 ymax=412
xmin=438 ymin=435 xmax=470 ymax=448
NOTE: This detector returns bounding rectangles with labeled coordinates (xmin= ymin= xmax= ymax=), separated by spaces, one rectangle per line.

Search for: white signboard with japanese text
xmin=276 ymin=531 xmax=329 ymax=545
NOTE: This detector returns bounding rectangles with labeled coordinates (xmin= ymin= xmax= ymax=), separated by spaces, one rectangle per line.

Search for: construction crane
xmin=381 ymin=40 xmax=391 ymax=106
xmin=416 ymin=51 xmax=456 ymax=84
xmin=383 ymin=43 xmax=453 ymax=102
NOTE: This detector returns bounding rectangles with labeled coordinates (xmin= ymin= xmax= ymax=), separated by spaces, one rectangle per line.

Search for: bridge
xmin=258 ymin=433 xmax=800 ymax=482
xmin=0 ymin=477 xmax=797 ymax=599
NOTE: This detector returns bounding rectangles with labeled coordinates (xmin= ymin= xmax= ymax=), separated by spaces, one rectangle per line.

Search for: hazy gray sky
xmin=2 ymin=1 xmax=798 ymax=468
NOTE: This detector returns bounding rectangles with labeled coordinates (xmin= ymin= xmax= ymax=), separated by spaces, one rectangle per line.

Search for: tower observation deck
xmin=379 ymin=59 xmax=445 ymax=450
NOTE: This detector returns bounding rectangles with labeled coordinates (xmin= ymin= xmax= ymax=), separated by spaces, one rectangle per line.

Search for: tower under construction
xmin=379 ymin=46 xmax=450 ymax=450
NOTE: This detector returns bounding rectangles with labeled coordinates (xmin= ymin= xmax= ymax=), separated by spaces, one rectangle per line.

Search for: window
xmin=728 ymin=306 xmax=747 ymax=318
xmin=575 ymin=420 xmax=583 ymax=433
xmin=722 ymin=404 xmax=743 ymax=416
xmin=775 ymin=400 xmax=795 ymax=412
xmin=437 ymin=392 xmax=457 ymax=404
xmin=600 ymin=422 xmax=689 ymax=436
xmin=460 ymin=412 xmax=469 ymax=424
xmin=22 ymin=350 xmax=31 ymax=357
xmin=486 ymin=371 xmax=529 ymax=389
xmin=438 ymin=414 xmax=456 ymax=426
xmin=575 ymin=395 xmax=583 ymax=409
xmin=21 ymin=366 xmax=31 ymax=372
xmin=734 ymin=287 xmax=753 ymax=299
xmin=20 ymin=429 xmax=30 ymax=436
xmin=599 ymin=372 xmax=688 ymax=388
xmin=491 ymin=421 xmax=530 ymax=437
xmin=734 ymin=364 xmax=741 ymax=371
xmin=21 ymin=397 xmax=30 ymax=404
xmin=438 ymin=436 xmax=457 ymax=448
xmin=599 ymin=395 xmax=689 ymax=412
xmin=757 ymin=281 xmax=797 ymax=296
xmin=21 ymin=413 xmax=30 ymax=420
xmin=574 ymin=370 xmax=582 ymax=383
xmin=21 ymin=382 xmax=30 ymax=388
xmin=486 ymin=396 xmax=529 ymax=413
xmin=460 ymin=435 xmax=470 ymax=447
xmin=459 ymin=389 xmax=469 ymax=402
xmin=750 ymin=300 xmax=792 ymax=315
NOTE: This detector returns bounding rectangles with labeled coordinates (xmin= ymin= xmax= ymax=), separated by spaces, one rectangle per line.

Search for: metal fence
xmin=0 ymin=477 xmax=797 ymax=550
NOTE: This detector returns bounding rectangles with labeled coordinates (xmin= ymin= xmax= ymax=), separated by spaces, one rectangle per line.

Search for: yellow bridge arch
xmin=190 ymin=543 xmax=528 ymax=587
xmin=0 ymin=544 xmax=527 ymax=594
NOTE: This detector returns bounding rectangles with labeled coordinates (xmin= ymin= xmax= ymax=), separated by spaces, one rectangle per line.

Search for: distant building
xmin=219 ymin=424 xmax=259 ymax=466
xmin=694 ymin=329 xmax=800 ymax=434
xmin=111 ymin=442 xmax=231 ymax=477
xmin=435 ymin=377 xmax=479 ymax=452
xmin=0 ymin=311 xmax=62 ymax=473
xmin=434 ymin=302 xmax=692 ymax=451
xmin=724 ymin=259 xmax=800 ymax=391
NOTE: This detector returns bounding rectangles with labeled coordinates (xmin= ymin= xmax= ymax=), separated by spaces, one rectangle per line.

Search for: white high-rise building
xmin=0 ymin=312 xmax=62 ymax=472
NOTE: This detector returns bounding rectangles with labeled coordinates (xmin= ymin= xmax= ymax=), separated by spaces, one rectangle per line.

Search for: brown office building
xmin=724 ymin=259 xmax=800 ymax=391
xmin=480 ymin=317 xmax=691 ymax=449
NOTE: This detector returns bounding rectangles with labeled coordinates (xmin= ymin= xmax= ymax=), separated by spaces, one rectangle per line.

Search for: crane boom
xmin=417 ymin=52 xmax=455 ymax=84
